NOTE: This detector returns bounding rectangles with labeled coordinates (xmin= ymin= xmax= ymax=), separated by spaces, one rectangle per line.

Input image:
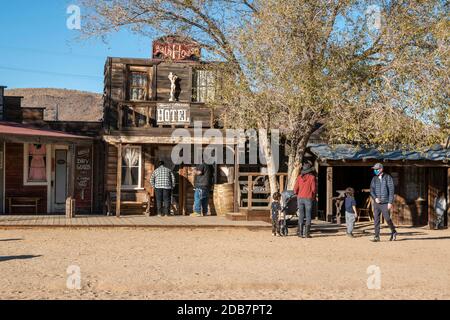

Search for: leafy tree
xmin=82 ymin=0 xmax=449 ymax=193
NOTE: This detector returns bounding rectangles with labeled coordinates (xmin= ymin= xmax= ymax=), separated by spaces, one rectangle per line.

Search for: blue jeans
xmin=345 ymin=212 xmax=356 ymax=234
xmin=297 ymin=198 xmax=313 ymax=228
xmin=155 ymin=188 xmax=171 ymax=215
xmin=194 ymin=187 xmax=210 ymax=215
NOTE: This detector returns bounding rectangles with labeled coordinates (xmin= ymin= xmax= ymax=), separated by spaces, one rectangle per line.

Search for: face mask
xmin=374 ymin=169 xmax=380 ymax=175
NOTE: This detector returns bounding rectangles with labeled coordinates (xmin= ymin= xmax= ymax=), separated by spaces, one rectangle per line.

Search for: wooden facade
xmin=0 ymin=90 xmax=101 ymax=215
xmin=102 ymin=36 xmax=238 ymax=217
xmin=1 ymin=36 xmax=448 ymax=227
xmin=316 ymin=160 xmax=450 ymax=227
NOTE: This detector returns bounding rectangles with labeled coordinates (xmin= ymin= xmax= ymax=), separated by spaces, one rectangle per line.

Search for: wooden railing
xmin=117 ymin=103 xmax=156 ymax=130
xmin=238 ymin=173 xmax=288 ymax=209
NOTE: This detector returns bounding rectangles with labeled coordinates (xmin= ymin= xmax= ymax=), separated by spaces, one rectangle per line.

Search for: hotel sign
xmin=156 ymin=103 xmax=190 ymax=125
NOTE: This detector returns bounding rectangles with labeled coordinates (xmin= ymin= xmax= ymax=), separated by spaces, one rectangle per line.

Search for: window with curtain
xmin=192 ymin=69 xmax=216 ymax=103
xmin=26 ymin=144 xmax=47 ymax=183
xmin=129 ymin=72 xmax=148 ymax=101
xmin=122 ymin=146 xmax=142 ymax=188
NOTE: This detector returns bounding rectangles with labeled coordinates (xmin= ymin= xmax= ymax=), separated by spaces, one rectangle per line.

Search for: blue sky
xmin=0 ymin=0 xmax=153 ymax=93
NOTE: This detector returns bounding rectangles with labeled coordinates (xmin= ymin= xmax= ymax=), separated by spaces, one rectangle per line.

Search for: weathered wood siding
xmin=4 ymin=143 xmax=47 ymax=213
xmin=0 ymin=142 xmax=4 ymax=214
xmin=319 ymin=165 xmax=449 ymax=227
xmin=156 ymin=62 xmax=192 ymax=102
xmin=4 ymin=97 xmax=23 ymax=123
xmin=105 ymin=143 xmax=118 ymax=192
xmin=22 ymin=108 xmax=45 ymax=124
xmin=104 ymin=58 xmax=127 ymax=130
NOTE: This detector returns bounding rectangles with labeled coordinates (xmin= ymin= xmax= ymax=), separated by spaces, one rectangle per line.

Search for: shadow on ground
xmin=0 ymin=255 xmax=42 ymax=262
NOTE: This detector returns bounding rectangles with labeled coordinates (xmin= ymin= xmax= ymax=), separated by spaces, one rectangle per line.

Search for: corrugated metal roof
xmin=308 ymin=143 xmax=450 ymax=162
xmin=0 ymin=121 xmax=91 ymax=140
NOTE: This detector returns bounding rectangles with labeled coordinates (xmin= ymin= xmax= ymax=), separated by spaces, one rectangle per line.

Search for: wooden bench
xmin=7 ymin=197 xmax=41 ymax=214
xmin=106 ymin=191 xmax=153 ymax=216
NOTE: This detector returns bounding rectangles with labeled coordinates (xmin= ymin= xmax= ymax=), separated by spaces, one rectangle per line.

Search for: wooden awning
xmin=0 ymin=121 xmax=92 ymax=144
xmin=103 ymin=129 xmax=244 ymax=145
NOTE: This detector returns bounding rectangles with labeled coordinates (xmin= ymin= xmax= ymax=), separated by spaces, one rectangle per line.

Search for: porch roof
xmin=0 ymin=121 xmax=92 ymax=143
xmin=308 ymin=143 xmax=450 ymax=163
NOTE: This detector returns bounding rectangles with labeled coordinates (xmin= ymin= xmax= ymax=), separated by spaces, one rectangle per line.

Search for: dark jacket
xmin=370 ymin=173 xmax=395 ymax=204
xmin=194 ymin=164 xmax=213 ymax=188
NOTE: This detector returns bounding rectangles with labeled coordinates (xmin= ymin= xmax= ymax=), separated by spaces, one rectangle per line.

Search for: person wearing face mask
xmin=369 ymin=163 xmax=398 ymax=242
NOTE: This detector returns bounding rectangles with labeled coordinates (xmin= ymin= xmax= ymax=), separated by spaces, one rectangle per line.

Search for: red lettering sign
xmin=153 ymin=41 xmax=201 ymax=61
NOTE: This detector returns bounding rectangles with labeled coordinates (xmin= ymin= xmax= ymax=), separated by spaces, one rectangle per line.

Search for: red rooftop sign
xmin=152 ymin=37 xmax=201 ymax=61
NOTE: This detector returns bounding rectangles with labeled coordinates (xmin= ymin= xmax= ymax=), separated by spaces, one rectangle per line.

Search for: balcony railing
xmin=117 ymin=102 xmax=156 ymax=129
xmin=108 ymin=100 xmax=218 ymax=130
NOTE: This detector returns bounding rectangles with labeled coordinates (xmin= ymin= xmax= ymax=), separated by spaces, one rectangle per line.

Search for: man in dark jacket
xmin=191 ymin=162 xmax=214 ymax=217
xmin=370 ymin=163 xmax=398 ymax=242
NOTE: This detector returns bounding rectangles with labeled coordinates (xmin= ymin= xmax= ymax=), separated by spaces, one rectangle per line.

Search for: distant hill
xmin=5 ymin=88 xmax=103 ymax=122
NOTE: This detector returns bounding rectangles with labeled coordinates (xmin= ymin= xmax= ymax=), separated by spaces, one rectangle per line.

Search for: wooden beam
xmin=279 ymin=174 xmax=285 ymax=193
xmin=233 ymin=145 xmax=239 ymax=212
xmin=116 ymin=143 xmax=122 ymax=217
xmin=427 ymin=168 xmax=433 ymax=229
xmin=447 ymin=168 xmax=450 ymax=228
xmin=118 ymin=103 xmax=123 ymax=130
xmin=319 ymin=160 xmax=449 ymax=168
xmin=314 ymin=160 xmax=319 ymax=219
xmin=326 ymin=166 xmax=333 ymax=222
xmin=103 ymin=134 xmax=241 ymax=145
xmin=66 ymin=143 xmax=76 ymax=218
xmin=247 ymin=175 xmax=253 ymax=210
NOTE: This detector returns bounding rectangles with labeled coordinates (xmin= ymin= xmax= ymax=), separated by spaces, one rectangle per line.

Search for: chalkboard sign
xmin=74 ymin=146 xmax=92 ymax=213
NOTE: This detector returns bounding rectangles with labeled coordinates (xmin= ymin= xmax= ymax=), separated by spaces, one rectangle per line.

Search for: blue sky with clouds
xmin=0 ymin=0 xmax=154 ymax=93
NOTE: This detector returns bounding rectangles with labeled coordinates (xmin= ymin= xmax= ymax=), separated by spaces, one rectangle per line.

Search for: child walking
xmin=344 ymin=187 xmax=358 ymax=238
xmin=271 ymin=192 xmax=282 ymax=236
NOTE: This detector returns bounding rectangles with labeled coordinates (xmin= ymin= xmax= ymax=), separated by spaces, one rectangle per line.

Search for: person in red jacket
xmin=293 ymin=162 xmax=317 ymax=238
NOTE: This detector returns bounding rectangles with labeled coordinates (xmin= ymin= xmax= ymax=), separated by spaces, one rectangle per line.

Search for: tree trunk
xmin=288 ymin=152 xmax=303 ymax=190
xmin=259 ymin=129 xmax=279 ymax=196
xmin=287 ymin=128 xmax=315 ymax=190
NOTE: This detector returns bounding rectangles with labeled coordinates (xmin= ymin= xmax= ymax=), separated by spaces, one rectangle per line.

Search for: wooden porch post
xmin=447 ymin=168 xmax=450 ymax=228
xmin=116 ymin=143 xmax=122 ymax=217
xmin=233 ymin=144 xmax=239 ymax=212
xmin=66 ymin=143 xmax=76 ymax=218
xmin=314 ymin=160 xmax=319 ymax=220
xmin=326 ymin=166 xmax=333 ymax=222
xmin=247 ymin=175 xmax=253 ymax=210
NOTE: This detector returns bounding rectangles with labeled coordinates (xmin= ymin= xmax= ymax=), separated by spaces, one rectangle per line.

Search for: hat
xmin=301 ymin=162 xmax=314 ymax=174
xmin=371 ymin=163 xmax=384 ymax=170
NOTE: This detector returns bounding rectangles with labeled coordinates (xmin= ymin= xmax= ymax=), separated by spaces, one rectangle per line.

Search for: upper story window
xmin=129 ymin=72 xmax=148 ymax=101
xmin=192 ymin=69 xmax=216 ymax=103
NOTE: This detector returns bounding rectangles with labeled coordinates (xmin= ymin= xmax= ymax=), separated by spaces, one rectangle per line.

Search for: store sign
xmin=156 ymin=103 xmax=190 ymax=125
xmin=74 ymin=146 xmax=92 ymax=213
xmin=153 ymin=41 xmax=200 ymax=61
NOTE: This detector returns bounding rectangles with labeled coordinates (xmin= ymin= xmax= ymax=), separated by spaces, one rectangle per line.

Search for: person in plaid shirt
xmin=150 ymin=161 xmax=175 ymax=216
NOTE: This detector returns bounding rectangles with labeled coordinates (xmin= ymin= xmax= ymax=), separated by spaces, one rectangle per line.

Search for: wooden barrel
xmin=213 ymin=183 xmax=235 ymax=216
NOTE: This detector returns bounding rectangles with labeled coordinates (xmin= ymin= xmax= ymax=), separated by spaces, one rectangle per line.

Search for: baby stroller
xmin=279 ymin=190 xmax=299 ymax=236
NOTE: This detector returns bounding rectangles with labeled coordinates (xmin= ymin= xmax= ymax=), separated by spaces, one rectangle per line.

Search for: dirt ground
xmin=1 ymin=223 xmax=450 ymax=300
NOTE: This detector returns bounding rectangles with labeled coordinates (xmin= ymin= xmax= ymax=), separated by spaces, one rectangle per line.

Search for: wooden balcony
xmin=107 ymin=100 xmax=221 ymax=131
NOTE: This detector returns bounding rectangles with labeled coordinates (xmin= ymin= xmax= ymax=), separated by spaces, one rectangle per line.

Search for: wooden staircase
xmin=226 ymin=207 xmax=270 ymax=223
